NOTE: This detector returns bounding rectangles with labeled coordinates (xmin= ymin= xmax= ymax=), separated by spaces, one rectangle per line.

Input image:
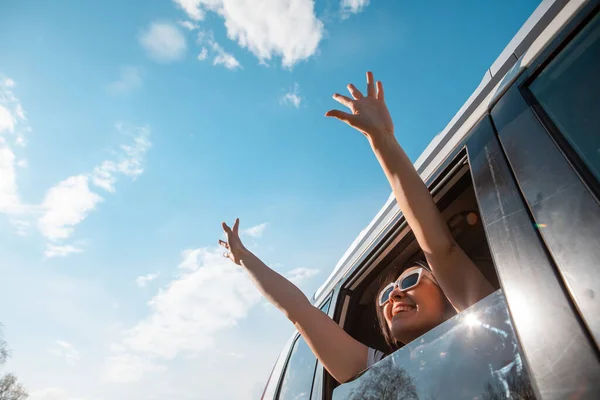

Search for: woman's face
xmin=382 ymin=266 xmax=448 ymax=344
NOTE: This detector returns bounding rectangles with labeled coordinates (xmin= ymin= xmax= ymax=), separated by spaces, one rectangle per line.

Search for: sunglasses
xmin=378 ymin=267 xmax=438 ymax=306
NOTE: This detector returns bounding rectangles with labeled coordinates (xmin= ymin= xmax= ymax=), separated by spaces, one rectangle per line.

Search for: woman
xmin=218 ymin=72 xmax=495 ymax=384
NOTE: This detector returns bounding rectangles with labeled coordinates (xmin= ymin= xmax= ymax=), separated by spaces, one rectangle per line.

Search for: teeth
xmin=395 ymin=305 xmax=414 ymax=313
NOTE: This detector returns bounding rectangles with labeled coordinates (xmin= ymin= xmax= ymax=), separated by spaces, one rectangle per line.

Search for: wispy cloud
xmin=341 ymin=0 xmax=370 ymax=18
xmin=44 ymin=243 xmax=84 ymax=259
xmin=197 ymin=31 xmax=241 ymax=70
xmin=197 ymin=47 xmax=208 ymax=61
xmin=38 ymin=175 xmax=103 ymax=242
xmin=105 ymin=247 xmax=261 ymax=381
xmin=280 ymin=83 xmax=302 ymax=108
xmin=0 ymin=103 xmax=15 ymax=133
xmin=178 ymin=20 xmax=199 ymax=31
xmin=0 ymin=77 xmax=33 ymax=224
xmin=91 ymin=125 xmax=151 ymax=193
xmin=139 ymin=22 xmax=187 ymax=63
xmin=174 ymin=0 xmax=324 ymax=68
xmin=240 ymin=222 xmax=268 ymax=238
xmin=286 ymin=267 xmax=320 ymax=286
xmin=29 ymin=387 xmax=94 ymax=400
xmin=0 ymin=144 xmax=21 ymax=214
xmin=212 ymin=43 xmax=241 ymax=70
xmin=1 ymin=77 xmax=152 ymax=256
xmin=104 ymin=353 xmax=166 ymax=383
xmin=48 ymin=340 xmax=82 ymax=365
xmin=106 ymin=66 xmax=142 ymax=96
xmin=135 ymin=273 xmax=160 ymax=288
xmin=39 ymin=124 xmax=151 ymax=256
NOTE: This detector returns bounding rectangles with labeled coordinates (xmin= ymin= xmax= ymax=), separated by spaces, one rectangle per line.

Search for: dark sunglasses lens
xmin=400 ymin=272 xmax=419 ymax=290
xmin=380 ymin=286 xmax=394 ymax=304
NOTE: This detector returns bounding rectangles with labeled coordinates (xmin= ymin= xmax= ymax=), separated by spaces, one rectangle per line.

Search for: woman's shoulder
xmin=366 ymin=346 xmax=386 ymax=368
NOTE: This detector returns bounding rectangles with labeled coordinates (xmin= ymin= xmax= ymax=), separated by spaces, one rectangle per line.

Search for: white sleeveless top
xmin=366 ymin=347 xmax=385 ymax=368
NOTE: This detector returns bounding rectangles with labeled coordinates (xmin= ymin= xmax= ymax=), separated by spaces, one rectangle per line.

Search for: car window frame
xmin=468 ymin=113 xmax=600 ymax=398
xmin=271 ymin=296 xmax=332 ymax=400
xmin=520 ymin=2 xmax=600 ymax=199
xmin=489 ymin=1 xmax=600 ymax=350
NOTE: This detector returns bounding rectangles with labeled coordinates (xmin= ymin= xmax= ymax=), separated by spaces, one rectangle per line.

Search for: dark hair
xmin=374 ymin=260 xmax=454 ymax=353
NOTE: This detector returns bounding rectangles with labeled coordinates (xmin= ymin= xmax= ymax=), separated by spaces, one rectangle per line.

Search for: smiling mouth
xmin=392 ymin=305 xmax=416 ymax=316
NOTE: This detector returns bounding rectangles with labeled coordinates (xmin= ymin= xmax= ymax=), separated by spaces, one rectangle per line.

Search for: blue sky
xmin=0 ymin=0 xmax=540 ymax=399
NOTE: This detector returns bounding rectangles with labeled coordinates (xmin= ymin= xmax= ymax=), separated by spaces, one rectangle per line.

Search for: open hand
xmin=219 ymin=218 xmax=247 ymax=266
xmin=325 ymin=71 xmax=394 ymax=141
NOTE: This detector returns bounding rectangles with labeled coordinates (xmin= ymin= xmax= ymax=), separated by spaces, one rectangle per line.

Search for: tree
xmin=481 ymin=367 xmax=535 ymax=400
xmin=346 ymin=362 xmax=419 ymax=400
xmin=0 ymin=325 xmax=28 ymax=400
xmin=0 ymin=374 xmax=28 ymax=400
xmin=0 ymin=327 xmax=9 ymax=366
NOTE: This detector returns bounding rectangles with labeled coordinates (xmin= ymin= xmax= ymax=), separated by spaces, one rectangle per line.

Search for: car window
xmin=529 ymin=11 xmax=600 ymax=185
xmin=274 ymin=298 xmax=330 ymax=400
xmin=332 ymin=290 xmax=537 ymax=400
xmin=276 ymin=336 xmax=318 ymax=400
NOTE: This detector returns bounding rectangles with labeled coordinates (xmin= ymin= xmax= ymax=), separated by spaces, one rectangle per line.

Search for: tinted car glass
xmin=332 ymin=290 xmax=537 ymax=400
xmin=529 ymin=12 xmax=600 ymax=184
xmin=277 ymin=336 xmax=318 ymax=400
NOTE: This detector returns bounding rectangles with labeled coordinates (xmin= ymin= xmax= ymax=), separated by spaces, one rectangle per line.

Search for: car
xmin=262 ymin=0 xmax=600 ymax=398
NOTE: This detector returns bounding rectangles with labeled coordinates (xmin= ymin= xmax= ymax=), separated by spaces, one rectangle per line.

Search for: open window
xmin=324 ymin=117 xmax=539 ymax=399
xmin=339 ymin=149 xmax=500 ymax=362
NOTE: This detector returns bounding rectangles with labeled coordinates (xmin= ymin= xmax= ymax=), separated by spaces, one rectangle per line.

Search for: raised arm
xmin=220 ymin=219 xmax=368 ymax=383
xmin=326 ymin=72 xmax=494 ymax=311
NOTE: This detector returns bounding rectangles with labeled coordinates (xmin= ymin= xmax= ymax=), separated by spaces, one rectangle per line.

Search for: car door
xmin=491 ymin=1 xmax=600 ymax=349
xmin=330 ymin=113 xmax=600 ymax=400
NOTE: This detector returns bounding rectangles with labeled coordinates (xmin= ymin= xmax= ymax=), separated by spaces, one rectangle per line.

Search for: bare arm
xmin=220 ymin=219 xmax=368 ymax=383
xmin=326 ymin=72 xmax=494 ymax=311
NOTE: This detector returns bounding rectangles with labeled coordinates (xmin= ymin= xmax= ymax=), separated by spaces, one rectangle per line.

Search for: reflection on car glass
xmin=333 ymin=290 xmax=536 ymax=400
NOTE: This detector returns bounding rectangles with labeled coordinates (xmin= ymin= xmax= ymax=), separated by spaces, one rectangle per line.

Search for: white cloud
xmin=139 ymin=22 xmax=187 ymax=63
xmin=286 ymin=267 xmax=319 ymax=285
xmin=106 ymin=66 xmax=142 ymax=95
xmin=281 ymin=83 xmax=302 ymax=108
xmin=174 ymin=0 xmax=324 ymax=68
xmin=136 ymin=272 xmax=160 ymax=287
xmin=104 ymin=353 xmax=166 ymax=383
xmin=0 ymin=78 xmax=152 ymax=254
xmin=0 ymin=145 xmax=20 ymax=213
xmin=13 ymin=219 xmax=30 ymax=236
xmin=29 ymin=387 xmax=91 ymax=400
xmin=37 ymin=125 xmax=151 ymax=251
xmin=0 ymin=104 xmax=15 ymax=133
xmin=0 ymin=76 xmax=27 ymax=138
xmin=178 ymin=20 xmax=199 ymax=31
xmin=173 ymin=0 xmax=206 ymax=20
xmin=0 ymin=77 xmax=34 ymax=224
xmin=48 ymin=340 xmax=82 ymax=365
xmin=38 ymin=175 xmax=103 ymax=242
xmin=212 ymin=43 xmax=241 ymax=70
xmin=106 ymin=247 xmax=261 ymax=381
xmin=91 ymin=125 xmax=151 ymax=192
xmin=341 ymin=0 xmax=370 ymax=17
xmin=44 ymin=243 xmax=84 ymax=259
xmin=15 ymin=134 xmax=26 ymax=147
xmin=240 ymin=222 xmax=268 ymax=238
xmin=197 ymin=31 xmax=241 ymax=70
xmin=197 ymin=47 xmax=208 ymax=60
